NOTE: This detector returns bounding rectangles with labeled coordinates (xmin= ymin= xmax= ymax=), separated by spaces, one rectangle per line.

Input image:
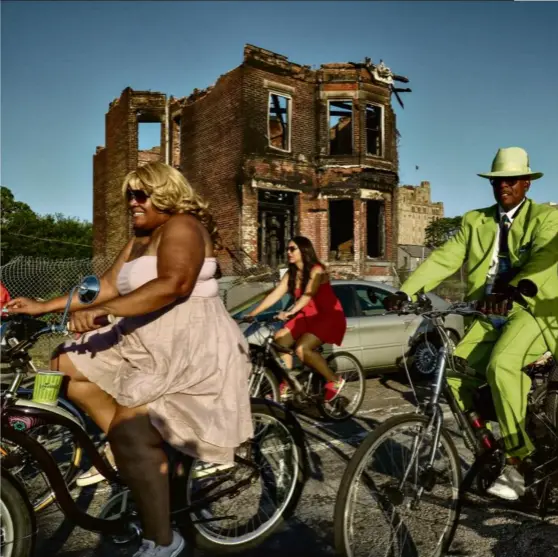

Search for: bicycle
xmin=1 ymin=276 xmax=308 ymax=557
xmin=1 ymin=332 xmax=90 ymax=513
xmin=333 ymin=280 xmax=558 ymax=557
xmin=240 ymin=314 xmax=366 ymax=422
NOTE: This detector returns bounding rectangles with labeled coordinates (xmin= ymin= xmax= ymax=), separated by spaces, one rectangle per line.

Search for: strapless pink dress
xmin=61 ymin=256 xmax=253 ymax=464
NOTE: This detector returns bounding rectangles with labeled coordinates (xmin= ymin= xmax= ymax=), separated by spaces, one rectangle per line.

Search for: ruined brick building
xmin=397 ymin=181 xmax=444 ymax=246
xmin=93 ymin=45 xmax=411 ymax=281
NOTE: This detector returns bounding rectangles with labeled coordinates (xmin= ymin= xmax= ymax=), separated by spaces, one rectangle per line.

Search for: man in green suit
xmin=388 ymin=147 xmax=558 ymax=501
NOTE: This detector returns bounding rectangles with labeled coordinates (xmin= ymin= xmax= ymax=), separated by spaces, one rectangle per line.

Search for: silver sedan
xmin=230 ymin=279 xmax=465 ymax=380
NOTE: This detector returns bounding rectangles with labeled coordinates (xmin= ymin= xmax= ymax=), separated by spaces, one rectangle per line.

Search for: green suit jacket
xmin=400 ymin=199 xmax=558 ymax=359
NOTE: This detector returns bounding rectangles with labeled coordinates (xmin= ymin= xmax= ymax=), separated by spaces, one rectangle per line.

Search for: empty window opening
xmin=329 ymin=100 xmax=353 ymax=155
xmin=138 ymin=122 xmax=162 ymax=165
xmin=171 ymin=116 xmax=181 ymax=168
xmin=366 ymin=200 xmax=385 ymax=258
xmin=329 ymin=200 xmax=354 ymax=261
xmin=258 ymin=189 xmax=297 ymax=267
xmin=268 ymin=93 xmax=291 ymax=151
xmin=365 ymin=104 xmax=383 ymax=156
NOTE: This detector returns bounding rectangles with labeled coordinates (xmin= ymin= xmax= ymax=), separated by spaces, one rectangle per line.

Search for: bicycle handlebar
xmin=1 ymin=312 xmax=116 ymax=355
xmin=386 ymin=278 xmax=538 ymax=319
xmin=236 ymin=310 xmax=301 ymax=326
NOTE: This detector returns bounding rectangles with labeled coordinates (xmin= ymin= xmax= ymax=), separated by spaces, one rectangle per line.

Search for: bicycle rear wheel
xmin=317 ymin=351 xmax=366 ymax=421
xmin=334 ymin=414 xmax=461 ymax=557
xmin=182 ymin=399 xmax=306 ymax=553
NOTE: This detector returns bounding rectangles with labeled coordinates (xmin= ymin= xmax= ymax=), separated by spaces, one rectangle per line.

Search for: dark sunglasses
xmin=490 ymin=178 xmax=520 ymax=188
xmin=126 ymin=188 xmax=150 ymax=203
xmin=287 ymin=246 xmax=298 ymax=253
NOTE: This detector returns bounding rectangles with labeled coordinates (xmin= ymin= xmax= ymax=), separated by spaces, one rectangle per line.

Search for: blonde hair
xmin=122 ymin=162 xmax=221 ymax=248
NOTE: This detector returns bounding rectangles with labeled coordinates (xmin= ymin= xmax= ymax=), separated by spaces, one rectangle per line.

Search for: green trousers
xmin=447 ymin=306 xmax=548 ymax=459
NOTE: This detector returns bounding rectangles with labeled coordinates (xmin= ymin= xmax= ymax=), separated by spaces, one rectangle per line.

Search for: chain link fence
xmin=0 ymin=253 xmax=277 ymax=367
xmin=1 ymin=256 xmax=115 ymax=368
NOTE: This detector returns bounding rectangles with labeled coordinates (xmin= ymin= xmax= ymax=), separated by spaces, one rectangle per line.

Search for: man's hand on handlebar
xmin=477 ymin=292 xmax=513 ymax=316
xmin=382 ymin=291 xmax=411 ymax=312
xmin=69 ymin=307 xmax=113 ymax=333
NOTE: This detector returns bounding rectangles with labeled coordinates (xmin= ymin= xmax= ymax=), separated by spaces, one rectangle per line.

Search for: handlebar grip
xmin=93 ymin=314 xmax=116 ymax=327
xmin=516 ymin=279 xmax=538 ymax=298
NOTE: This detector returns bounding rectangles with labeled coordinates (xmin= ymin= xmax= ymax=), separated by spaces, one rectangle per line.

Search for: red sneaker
xmin=324 ymin=377 xmax=346 ymax=402
xmin=279 ymin=382 xmax=292 ymax=401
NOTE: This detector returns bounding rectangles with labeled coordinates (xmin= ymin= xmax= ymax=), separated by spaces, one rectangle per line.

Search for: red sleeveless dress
xmin=285 ymin=267 xmax=347 ymax=346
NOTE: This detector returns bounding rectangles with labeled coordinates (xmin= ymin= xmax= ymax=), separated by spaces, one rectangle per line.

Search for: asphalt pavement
xmin=33 ymin=373 xmax=558 ymax=557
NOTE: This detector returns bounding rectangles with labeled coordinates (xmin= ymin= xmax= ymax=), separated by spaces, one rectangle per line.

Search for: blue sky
xmin=2 ymin=1 xmax=557 ymax=222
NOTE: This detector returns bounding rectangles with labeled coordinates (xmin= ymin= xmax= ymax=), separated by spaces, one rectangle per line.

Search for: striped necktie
xmin=499 ymin=214 xmax=511 ymax=254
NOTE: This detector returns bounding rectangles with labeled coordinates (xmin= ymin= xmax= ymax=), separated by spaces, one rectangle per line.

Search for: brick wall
xmin=93 ymin=89 xmax=167 ymax=260
xmin=92 ymin=147 xmax=107 ymax=256
xmin=95 ymin=91 xmax=134 ymax=260
xmin=397 ymin=181 xmax=444 ymax=245
xmin=240 ymin=185 xmax=258 ymax=266
xmin=298 ymin=194 xmax=329 ymax=262
xmin=180 ymin=68 xmax=244 ymax=274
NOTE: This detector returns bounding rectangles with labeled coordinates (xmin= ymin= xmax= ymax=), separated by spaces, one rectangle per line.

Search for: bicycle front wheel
xmin=182 ymin=399 xmax=306 ymax=553
xmin=0 ymin=470 xmax=36 ymax=557
xmin=0 ymin=386 xmax=85 ymax=512
xmin=248 ymin=364 xmax=280 ymax=402
xmin=334 ymin=414 xmax=461 ymax=557
xmin=318 ymin=351 xmax=366 ymax=421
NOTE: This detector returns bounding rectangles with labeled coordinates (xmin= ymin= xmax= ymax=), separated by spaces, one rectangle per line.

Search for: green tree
xmin=424 ymin=216 xmax=463 ymax=249
xmin=1 ymin=186 xmax=93 ymax=263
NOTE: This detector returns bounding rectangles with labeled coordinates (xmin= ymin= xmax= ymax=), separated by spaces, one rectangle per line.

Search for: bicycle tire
xmin=317 ymin=351 xmax=366 ymax=422
xmin=181 ymin=399 xmax=307 ymax=554
xmin=0 ymin=386 xmax=85 ymax=512
xmin=249 ymin=364 xmax=280 ymax=402
xmin=334 ymin=413 xmax=461 ymax=557
xmin=0 ymin=469 xmax=36 ymax=557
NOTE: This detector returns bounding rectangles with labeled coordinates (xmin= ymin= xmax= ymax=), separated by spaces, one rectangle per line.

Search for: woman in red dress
xmin=247 ymin=236 xmax=347 ymax=401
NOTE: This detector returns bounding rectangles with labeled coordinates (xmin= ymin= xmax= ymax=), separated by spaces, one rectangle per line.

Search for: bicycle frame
xmin=1 ymin=399 xmax=127 ymax=535
xmin=398 ymin=303 xmax=556 ymax=507
xmin=1 ymin=395 xmax=263 ymax=534
xmin=253 ymin=324 xmax=317 ymax=399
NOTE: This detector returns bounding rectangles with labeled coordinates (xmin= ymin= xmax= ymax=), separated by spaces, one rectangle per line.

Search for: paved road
xmin=34 ymin=373 xmax=558 ymax=557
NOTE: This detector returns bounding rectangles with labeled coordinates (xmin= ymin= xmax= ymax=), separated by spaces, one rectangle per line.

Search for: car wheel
xmin=411 ymin=332 xmax=459 ymax=380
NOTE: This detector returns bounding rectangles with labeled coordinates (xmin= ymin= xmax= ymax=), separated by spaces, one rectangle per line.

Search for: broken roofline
xmin=113 ymin=45 xmax=410 ymax=109
xmin=174 ymin=44 xmax=410 ymax=106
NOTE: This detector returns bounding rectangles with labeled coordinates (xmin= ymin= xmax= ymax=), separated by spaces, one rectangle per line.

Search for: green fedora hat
xmin=478 ymin=147 xmax=543 ymax=180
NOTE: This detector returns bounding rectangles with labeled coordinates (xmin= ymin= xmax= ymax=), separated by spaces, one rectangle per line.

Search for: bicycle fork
xmin=399 ymin=347 xmax=449 ymax=505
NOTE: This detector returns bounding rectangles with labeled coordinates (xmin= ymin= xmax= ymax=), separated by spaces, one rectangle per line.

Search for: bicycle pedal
xmin=192 ymin=462 xmax=235 ymax=479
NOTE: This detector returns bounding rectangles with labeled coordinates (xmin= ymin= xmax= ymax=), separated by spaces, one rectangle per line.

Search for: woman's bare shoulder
xmin=166 ymin=213 xmax=214 ymax=257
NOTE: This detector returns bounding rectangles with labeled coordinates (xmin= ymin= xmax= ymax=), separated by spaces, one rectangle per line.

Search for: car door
xmin=331 ymin=284 xmax=362 ymax=362
xmin=353 ymin=284 xmax=417 ymax=369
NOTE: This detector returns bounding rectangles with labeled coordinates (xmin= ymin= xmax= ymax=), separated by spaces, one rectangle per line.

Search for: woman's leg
xmin=273 ymin=328 xmax=296 ymax=370
xmin=108 ymin=404 xmax=173 ymax=546
xmin=294 ymin=333 xmax=337 ymax=382
xmin=51 ymin=351 xmax=117 ymax=434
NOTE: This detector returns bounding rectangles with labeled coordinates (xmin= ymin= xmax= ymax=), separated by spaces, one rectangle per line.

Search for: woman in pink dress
xmin=6 ymin=162 xmax=253 ymax=557
xmin=247 ymin=236 xmax=347 ymax=401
